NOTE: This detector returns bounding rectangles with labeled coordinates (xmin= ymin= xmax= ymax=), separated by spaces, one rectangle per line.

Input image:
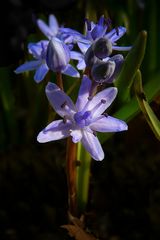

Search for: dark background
xmin=0 ymin=0 xmax=160 ymax=239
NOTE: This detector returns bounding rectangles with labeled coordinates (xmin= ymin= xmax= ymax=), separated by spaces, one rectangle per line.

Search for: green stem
xmin=77 ymin=142 xmax=92 ymax=214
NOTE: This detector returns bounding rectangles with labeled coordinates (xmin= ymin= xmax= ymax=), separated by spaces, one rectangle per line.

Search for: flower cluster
xmin=15 ymin=14 xmax=131 ymax=160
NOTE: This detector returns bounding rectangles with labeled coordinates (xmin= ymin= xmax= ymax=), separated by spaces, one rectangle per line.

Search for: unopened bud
xmin=93 ymin=37 xmax=112 ymax=59
xmin=46 ymin=37 xmax=70 ymax=72
xmin=84 ymin=45 xmax=97 ymax=68
xmin=91 ymin=60 xmax=115 ymax=83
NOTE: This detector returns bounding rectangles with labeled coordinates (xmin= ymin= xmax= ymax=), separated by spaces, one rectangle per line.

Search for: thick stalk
xmin=56 ymin=72 xmax=64 ymax=90
xmin=66 ymin=137 xmax=78 ymax=216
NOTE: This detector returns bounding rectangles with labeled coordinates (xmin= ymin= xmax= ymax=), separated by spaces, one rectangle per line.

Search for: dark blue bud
xmin=84 ymin=45 xmax=97 ymax=68
xmin=93 ymin=37 xmax=112 ymax=59
xmin=91 ymin=60 xmax=115 ymax=83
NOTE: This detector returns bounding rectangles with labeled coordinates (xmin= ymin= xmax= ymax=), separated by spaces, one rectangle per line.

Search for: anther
xmin=61 ymin=101 xmax=67 ymax=108
xmin=93 ymin=130 xmax=97 ymax=136
xmin=115 ymin=27 xmax=119 ymax=36
xmin=101 ymin=99 xmax=106 ymax=104
xmin=63 ymin=116 xmax=67 ymax=123
xmin=103 ymin=112 xmax=108 ymax=117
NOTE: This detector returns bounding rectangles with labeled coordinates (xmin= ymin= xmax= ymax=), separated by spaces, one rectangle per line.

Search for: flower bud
xmin=93 ymin=37 xmax=112 ymax=59
xmin=106 ymin=54 xmax=124 ymax=83
xmin=84 ymin=45 xmax=97 ymax=68
xmin=46 ymin=37 xmax=70 ymax=72
xmin=91 ymin=60 xmax=115 ymax=83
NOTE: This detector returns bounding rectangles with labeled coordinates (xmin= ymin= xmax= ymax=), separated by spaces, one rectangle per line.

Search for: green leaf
xmin=134 ymin=70 xmax=160 ymax=141
xmin=99 ymin=70 xmax=160 ymax=143
xmin=115 ymin=30 xmax=147 ymax=103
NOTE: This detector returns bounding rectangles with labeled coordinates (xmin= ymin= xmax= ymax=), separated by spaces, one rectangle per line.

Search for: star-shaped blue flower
xmin=15 ymin=38 xmax=80 ymax=82
xmin=37 ymin=75 xmax=128 ymax=161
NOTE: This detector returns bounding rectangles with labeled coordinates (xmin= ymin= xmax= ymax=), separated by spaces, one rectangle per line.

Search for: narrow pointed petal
xmin=70 ymin=129 xmax=83 ymax=143
xmin=90 ymin=115 xmax=128 ymax=132
xmin=112 ymin=46 xmax=132 ymax=51
xmin=46 ymin=82 xmax=76 ymax=117
xmin=34 ymin=63 xmax=49 ymax=83
xmin=77 ymin=60 xmax=86 ymax=70
xmin=28 ymin=40 xmax=49 ymax=58
xmin=85 ymin=87 xmax=118 ymax=118
xmin=76 ymin=75 xmax=92 ymax=111
xmin=105 ymin=26 xmax=126 ymax=42
xmin=81 ymin=130 xmax=104 ymax=161
xmin=14 ymin=60 xmax=41 ymax=73
xmin=37 ymin=19 xmax=54 ymax=38
xmin=77 ymin=41 xmax=90 ymax=54
xmin=70 ymin=51 xmax=83 ymax=60
xmin=49 ymin=14 xmax=59 ymax=35
xmin=62 ymin=64 xmax=80 ymax=78
xmin=37 ymin=120 xmax=71 ymax=143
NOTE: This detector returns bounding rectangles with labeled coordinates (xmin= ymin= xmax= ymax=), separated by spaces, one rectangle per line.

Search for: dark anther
xmin=103 ymin=112 xmax=108 ymax=117
xmin=63 ymin=116 xmax=67 ymax=123
xmin=115 ymin=27 xmax=119 ymax=36
xmin=61 ymin=101 xmax=67 ymax=108
xmin=105 ymin=18 xmax=112 ymax=27
xmin=101 ymin=99 xmax=106 ymax=104
xmin=93 ymin=130 xmax=97 ymax=136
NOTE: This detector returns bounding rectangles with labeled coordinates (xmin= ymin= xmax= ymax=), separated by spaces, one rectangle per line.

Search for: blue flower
xmin=15 ymin=38 xmax=80 ymax=82
xmin=78 ymin=15 xmax=132 ymax=54
xmin=37 ymin=14 xmax=84 ymax=44
xmin=15 ymin=40 xmax=49 ymax=83
xmin=37 ymin=75 xmax=128 ymax=161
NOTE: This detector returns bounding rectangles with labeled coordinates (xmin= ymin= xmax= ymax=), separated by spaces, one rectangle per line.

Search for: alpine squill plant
xmin=15 ymin=14 xmax=131 ymax=218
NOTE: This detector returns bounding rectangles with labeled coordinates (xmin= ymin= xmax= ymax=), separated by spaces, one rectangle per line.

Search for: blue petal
xmin=84 ymin=87 xmax=118 ymax=118
xmin=37 ymin=120 xmax=71 ymax=143
xmin=90 ymin=116 xmax=128 ymax=132
xmin=15 ymin=60 xmax=41 ymax=73
xmin=49 ymin=14 xmax=59 ymax=35
xmin=76 ymin=75 xmax=92 ymax=111
xmin=112 ymin=46 xmax=132 ymax=51
xmin=70 ymin=129 xmax=82 ymax=143
xmin=105 ymin=26 xmax=126 ymax=42
xmin=28 ymin=40 xmax=49 ymax=59
xmin=45 ymin=82 xmax=76 ymax=118
xmin=77 ymin=41 xmax=91 ymax=54
xmin=62 ymin=64 xmax=80 ymax=78
xmin=34 ymin=63 xmax=49 ymax=83
xmin=37 ymin=19 xmax=54 ymax=38
xmin=77 ymin=60 xmax=86 ymax=70
xmin=81 ymin=130 xmax=104 ymax=161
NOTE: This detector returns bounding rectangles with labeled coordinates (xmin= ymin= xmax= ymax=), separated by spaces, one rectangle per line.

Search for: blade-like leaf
xmin=134 ymin=70 xmax=160 ymax=140
xmin=115 ymin=31 xmax=147 ymax=103
xmin=99 ymin=70 xmax=160 ymax=143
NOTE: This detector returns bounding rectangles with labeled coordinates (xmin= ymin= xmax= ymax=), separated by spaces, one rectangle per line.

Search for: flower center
xmin=74 ymin=98 xmax=106 ymax=128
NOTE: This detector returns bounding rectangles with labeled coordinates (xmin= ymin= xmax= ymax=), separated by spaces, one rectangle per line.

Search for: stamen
xmin=103 ymin=112 xmax=108 ymax=117
xmin=105 ymin=18 xmax=112 ymax=28
xmin=93 ymin=130 xmax=97 ymax=136
xmin=101 ymin=99 xmax=106 ymax=104
xmin=61 ymin=101 xmax=67 ymax=108
xmin=63 ymin=116 xmax=67 ymax=123
xmin=115 ymin=27 xmax=119 ymax=36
